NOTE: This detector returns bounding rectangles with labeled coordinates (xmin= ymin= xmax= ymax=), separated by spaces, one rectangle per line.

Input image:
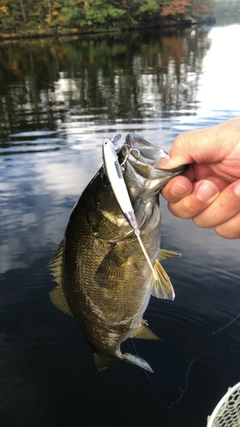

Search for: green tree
xmin=83 ymin=0 xmax=125 ymax=26
xmin=0 ymin=0 xmax=20 ymax=28
xmin=61 ymin=0 xmax=85 ymax=26
xmin=0 ymin=0 xmax=215 ymax=34
xmin=135 ymin=0 xmax=161 ymax=17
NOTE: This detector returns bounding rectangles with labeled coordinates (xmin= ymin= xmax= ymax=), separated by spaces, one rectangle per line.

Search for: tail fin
xmin=93 ymin=352 xmax=115 ymax=371
xmin=122 ymin=353 xmax=154 ymax=373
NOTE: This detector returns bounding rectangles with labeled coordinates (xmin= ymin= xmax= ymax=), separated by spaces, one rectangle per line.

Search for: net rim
xmin=207 ymin=382 xmax=240 ymax=427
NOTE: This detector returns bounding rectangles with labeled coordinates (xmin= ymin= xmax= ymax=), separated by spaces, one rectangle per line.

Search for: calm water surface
xmin=1 ymin=19 xmax=240 ymax=427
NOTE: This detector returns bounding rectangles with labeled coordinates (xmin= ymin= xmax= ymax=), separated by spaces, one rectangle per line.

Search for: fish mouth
xmin=116 ymin=133 xmax=189 ymax=199
xmin=118 ymin=133 xmax=168 ymax=169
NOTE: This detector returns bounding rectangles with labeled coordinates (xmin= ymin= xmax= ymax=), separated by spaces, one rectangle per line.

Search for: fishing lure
xmin=102 ymin=136 xmax=158 ymax=281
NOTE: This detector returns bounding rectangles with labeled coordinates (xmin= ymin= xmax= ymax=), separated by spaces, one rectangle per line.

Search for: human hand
xmin=161 ymin=117 xmax=240 ymax=239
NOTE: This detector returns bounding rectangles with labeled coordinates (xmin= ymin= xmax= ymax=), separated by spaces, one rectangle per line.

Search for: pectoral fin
xmin=49 ymin=239 xmax=73 ymax=316
xmin=150 ymin=259 xmax=175 ymax=300
xmin=158 ymin=249 xmax=181 ymax=261
xmin=95 ymin=246 xmax=126 ymax=288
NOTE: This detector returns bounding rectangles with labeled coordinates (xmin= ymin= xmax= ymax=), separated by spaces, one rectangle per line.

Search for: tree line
xmin=0 ymin=0 xmax=214 ymax=35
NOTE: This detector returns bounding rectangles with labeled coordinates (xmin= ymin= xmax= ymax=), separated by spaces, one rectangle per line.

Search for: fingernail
xmin=234 ymin=181 xmax=240 ymax=197
xmin=195 ymin=180 xmax=219 ymax=202
xmin=159 ymin=155 xmax=170 ymax=168
xmin=170 ymin=182 xmax=189 ymax=197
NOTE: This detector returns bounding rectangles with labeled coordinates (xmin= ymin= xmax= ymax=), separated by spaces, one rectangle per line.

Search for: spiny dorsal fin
xmin=158 ymin=249 xmax=181 ymax=261
xmin=131 ymin=322 xmax=160 ymax=340
xmin=150 ymin=259 xmax=175 ymax=300
xmin=49 ymin=239 xmax=73 ymax=316
xmin=49 ymin=239 xmax=65 ymax=284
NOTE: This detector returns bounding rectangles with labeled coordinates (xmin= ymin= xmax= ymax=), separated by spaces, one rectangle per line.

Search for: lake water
xmin=1 ymin=17 xmax=240 ymax=427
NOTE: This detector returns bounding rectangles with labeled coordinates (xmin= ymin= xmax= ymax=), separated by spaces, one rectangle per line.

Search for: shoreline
xmin=0 ymin=15 xmax=216 ymax=42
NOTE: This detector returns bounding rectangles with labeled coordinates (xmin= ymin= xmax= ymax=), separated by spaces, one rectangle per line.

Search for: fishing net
xmin=206 ymin=382 xmax=240 ymax=427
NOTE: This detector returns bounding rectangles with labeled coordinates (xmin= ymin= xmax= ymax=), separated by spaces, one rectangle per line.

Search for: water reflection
xmin=1 ymin=23 xmax=240 ymax=427
xmin=0 ymin=27 xmax=212 ymax=141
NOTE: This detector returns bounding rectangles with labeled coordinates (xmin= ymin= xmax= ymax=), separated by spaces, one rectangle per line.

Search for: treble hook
xmin=120 ymin=144 xmax=140 ymax=172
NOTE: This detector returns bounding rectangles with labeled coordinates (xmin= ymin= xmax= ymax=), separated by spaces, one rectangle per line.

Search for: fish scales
xmin=49 ymin=133 xmax=187 ymax=372
xmin=64 ymin=176 xmax=156 ymax=338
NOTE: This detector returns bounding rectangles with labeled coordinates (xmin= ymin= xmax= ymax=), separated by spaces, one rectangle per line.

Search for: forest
xmin=0 ymin=0 xmax=215 ymax=38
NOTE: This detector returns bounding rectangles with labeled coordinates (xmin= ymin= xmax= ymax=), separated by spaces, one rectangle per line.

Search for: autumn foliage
xmin=0 ymin=0 xmax=214 ymax=34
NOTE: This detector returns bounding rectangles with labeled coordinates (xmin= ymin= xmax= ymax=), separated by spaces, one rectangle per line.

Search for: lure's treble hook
xmin=120 ymin=144 xmax=140 ymax=172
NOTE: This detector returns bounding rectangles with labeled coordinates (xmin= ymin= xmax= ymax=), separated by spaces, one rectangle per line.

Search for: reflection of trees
xmin=0 ymin=28 xmax=211 ymax=140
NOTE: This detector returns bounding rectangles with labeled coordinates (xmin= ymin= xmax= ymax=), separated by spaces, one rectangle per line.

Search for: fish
xmin=49 ymin=133 xmax=188 ymax=373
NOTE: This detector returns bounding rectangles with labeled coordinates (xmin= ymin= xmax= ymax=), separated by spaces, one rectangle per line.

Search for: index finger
xmin=161 ymin=175 xmax=193 ymax=203
xmin=166 ymin=118 xmax=240 ymax=169
xmin=167 ymin=128 xmax=215 ymax=167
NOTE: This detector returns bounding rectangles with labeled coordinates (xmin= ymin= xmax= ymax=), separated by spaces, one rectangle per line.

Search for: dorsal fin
xmin=49 ymin=239 xmax=65 ymax=284
xmin=49 ymin=240 xmax=73 ymax=316
xmin=49 ymin=285 xmax=73 ymax=316
xmin=150 ymin=259 xmax=175 ymax=300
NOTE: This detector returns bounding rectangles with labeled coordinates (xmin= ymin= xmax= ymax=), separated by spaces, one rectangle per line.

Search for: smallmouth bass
xmin=49 ymin=133 xmax=187 ymax=373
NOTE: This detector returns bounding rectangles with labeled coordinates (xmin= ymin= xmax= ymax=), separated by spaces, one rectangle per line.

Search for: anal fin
xmin=131 ymin=322 xmax=160 ymax=341
xmin=150 ymin=259 xmax=175 ymax=300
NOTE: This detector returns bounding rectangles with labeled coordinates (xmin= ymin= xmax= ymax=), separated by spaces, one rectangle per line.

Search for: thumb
xmin=159 ymin=145 xmax=193 ymax=169
xmin=160 ymin=127 xmax=212 ymax=169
